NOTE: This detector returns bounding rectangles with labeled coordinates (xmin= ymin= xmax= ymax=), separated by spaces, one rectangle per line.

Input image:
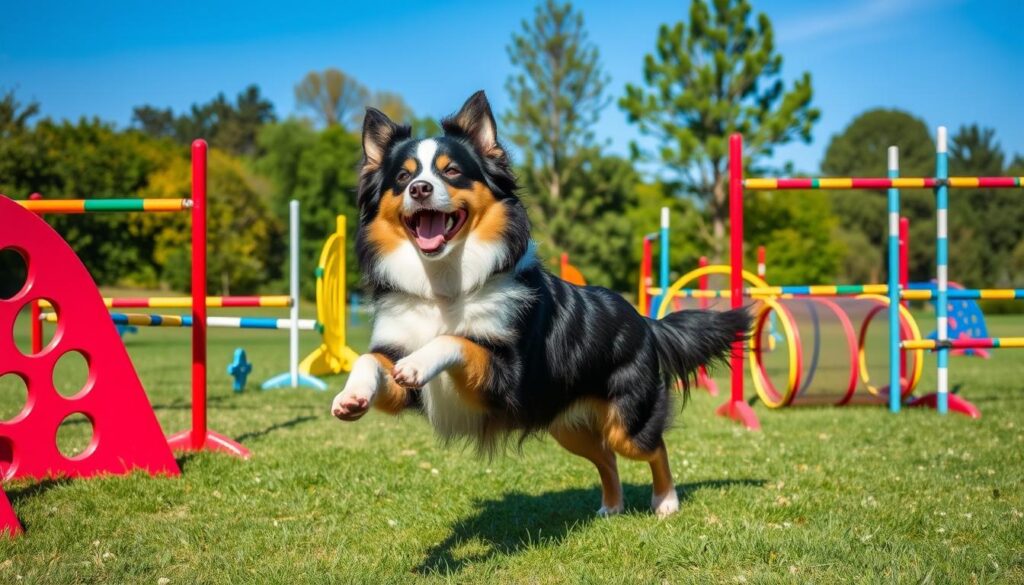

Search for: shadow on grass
xmin=235 ymin=414 xmax=317 ymax=443
xmin=416 ymin=478 xmax=765 ymax=576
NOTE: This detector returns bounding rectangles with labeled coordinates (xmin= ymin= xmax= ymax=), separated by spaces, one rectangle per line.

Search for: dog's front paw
xmin=331 ymin=390 xmax=372 ymax=421
xmin=392 ymin=357 xmax=431 ymax=388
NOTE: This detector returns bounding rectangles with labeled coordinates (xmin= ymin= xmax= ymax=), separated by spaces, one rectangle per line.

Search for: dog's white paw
xmin=651 ymin=489 xmax=679 ymax=518
xmin=392 ymin=357 xmax=431 ymax=388
xmin=596 ymin=503 xmax=624 ymax=518
xmin=331 ymin=387 xmax=373 ymax=421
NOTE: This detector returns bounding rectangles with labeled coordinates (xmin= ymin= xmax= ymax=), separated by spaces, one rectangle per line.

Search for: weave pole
xmin=887 ymin=146 xmax=902 ymax=413
xmin=261 ymin=200 xmax=327 ymax=390
xmin=718 ymin=134 xmax=760 ymax=430
xmin=167 ymin=140 xmax=250 ymax=459
xmin=935 ymin=127 xmax=950 ymax=415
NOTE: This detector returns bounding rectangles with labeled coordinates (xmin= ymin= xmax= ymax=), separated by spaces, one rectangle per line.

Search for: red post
xmin=696 ymin=256 xmax=719 ymax=395
xmin=899 ymin=217 xmax=910 ymax=308
xmin=640 ymin=238 xmax=653 ymax=316
xmin=715 ymin=134 xmax=760 ymax=430
xmin=29 ymin=193 xmax=43 ymax=353
xmin=192 ymin=141 xmax=207 ymax=449
xmin=757 ymin=245 xmax=766 ymax=279
xmin=899 ymin=216 xmax=910 ymax=381
xmin=167 ymin=140 xmax=249 ymax=458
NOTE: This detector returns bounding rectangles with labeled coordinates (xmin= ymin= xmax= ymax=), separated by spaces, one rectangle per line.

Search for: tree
xmin=821 ymin=109 xmax=934 ymax=282
xmin=294 ymin=68 xmax=369 ymax=130
xmin=131 ymin=85 xmax=276 ymax=156
xmin=948 ymin=125 xmax=1024 ymax=287
xmin=146 ymin=149 xmax=283 ymax=295
xmin=522 ymin=149 xmax=639 ymax=290
xmin=257 ymin=122 xmax=362 ymax=295
xmin=0 ymin=90 xmax=40 ymax=136
xmin=620 ymin=0 xmax=818 ymax=259
xmin=743 ymin=191 xmax=843 ymax=284
xmin=505 ymin=1 xmax=636 ymax=289
xmin=505 ymin=0 xmax=608 ymax=204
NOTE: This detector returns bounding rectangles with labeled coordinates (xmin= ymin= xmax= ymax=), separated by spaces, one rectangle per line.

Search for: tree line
xmin=2 ymin=0 xmax=1021 ymax=302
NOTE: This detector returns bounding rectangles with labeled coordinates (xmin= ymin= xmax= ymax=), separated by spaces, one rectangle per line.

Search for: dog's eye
xmin=443 ymin=166 xmax=461 ymax=178
xmin=396 ymin=170 xmax=411 ymax=183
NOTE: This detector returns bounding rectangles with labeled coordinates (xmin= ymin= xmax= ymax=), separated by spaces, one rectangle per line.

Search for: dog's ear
xmin=442 ymin=91 xmax=504 ymax=160
xmin=362 ymin=107 xmax=403 ymax=173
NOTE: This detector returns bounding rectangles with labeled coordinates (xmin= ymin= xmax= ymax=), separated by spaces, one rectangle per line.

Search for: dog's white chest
xmin=368 ymin=276 xmax=532 ymax=438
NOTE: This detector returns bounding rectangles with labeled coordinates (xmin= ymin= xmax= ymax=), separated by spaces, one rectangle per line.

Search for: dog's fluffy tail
xmin=647 ymin=308 xmax=752 ymax=397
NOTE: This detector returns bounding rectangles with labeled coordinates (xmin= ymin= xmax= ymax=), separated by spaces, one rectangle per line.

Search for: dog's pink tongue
xmin=414 ymin=212 xmax=446 ymax=251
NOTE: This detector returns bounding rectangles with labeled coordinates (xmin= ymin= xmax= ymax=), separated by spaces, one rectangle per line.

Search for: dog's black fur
xmin=334 ymin=90 xmax=750 ymax=514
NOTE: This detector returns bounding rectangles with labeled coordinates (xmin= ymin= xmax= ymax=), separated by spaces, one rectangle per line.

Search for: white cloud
xmin=776 ymin=0 xmax=959 ymax=44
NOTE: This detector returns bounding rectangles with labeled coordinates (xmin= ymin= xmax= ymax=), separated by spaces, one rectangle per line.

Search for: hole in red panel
xmin=56 ymin=412 xmax=95 ymax=460
xmin=52 ymin=350 xmax=90 ymax=399
xmin=0 ymin=372 xmax=28 ymax=422
xmin=0 ymin=247 xmax=28 ymax=301
xmin=14 ymin=297 xmax=58 ymax=356
xmin=0 ymin=437 xmax=13 ymax=480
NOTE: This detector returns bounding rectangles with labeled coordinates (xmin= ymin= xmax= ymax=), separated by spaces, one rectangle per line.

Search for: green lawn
xmin=1 ymin=300 xmax=1023 ymax=583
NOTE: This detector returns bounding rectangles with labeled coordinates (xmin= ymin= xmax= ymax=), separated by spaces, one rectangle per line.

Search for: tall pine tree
xmin=505 ymin=1 xmax=637 ymax=290
xmin=620 ymin=0 xmax=818 ymax=259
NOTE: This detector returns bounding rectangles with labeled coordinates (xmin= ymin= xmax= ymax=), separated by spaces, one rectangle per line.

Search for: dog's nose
xmin=409 ymin=181 xmax=433 ymax=200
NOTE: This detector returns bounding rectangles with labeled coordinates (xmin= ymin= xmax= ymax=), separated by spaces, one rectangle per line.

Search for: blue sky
xmin=3 ymin=0 xmax=1022 ymax=173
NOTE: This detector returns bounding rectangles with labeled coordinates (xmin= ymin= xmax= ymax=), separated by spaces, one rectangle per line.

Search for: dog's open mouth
xmin=402 ymin=209 xmax=469 ymax=255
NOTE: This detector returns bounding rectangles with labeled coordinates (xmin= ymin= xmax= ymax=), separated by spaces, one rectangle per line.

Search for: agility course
xmin=0 ymin=140 xmax=358 ymax=536
xmin=645 ymin=127 xmax=1023 ymax=429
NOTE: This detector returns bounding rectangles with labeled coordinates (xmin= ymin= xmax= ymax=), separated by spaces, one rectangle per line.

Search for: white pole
xmin=289 ymin=199 xmax=299 ymax=387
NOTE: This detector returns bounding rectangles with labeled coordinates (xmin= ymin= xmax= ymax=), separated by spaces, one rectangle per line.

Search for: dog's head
xmin=355 ymin=91 xmax=530 ymax=299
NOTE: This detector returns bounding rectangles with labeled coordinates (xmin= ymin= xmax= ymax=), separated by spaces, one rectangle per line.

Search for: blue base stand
xmin=227 ymin=348 xmax=253 ymax=393
xmin=260 ymin=372 xmax=328 ymax=391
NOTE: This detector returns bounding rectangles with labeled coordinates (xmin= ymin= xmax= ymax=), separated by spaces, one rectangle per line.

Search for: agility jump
xmin=646 ymin=127 xmax=1023 ymax=429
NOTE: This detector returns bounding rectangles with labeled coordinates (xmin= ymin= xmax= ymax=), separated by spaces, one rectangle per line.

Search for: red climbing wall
xmin=0 ymin=195 xmax=180 ymax=536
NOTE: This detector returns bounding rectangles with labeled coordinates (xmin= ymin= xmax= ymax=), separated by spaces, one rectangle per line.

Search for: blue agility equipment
xmin=227 ymin=348 xmax=254 ymax=392
xmin=909 ymin=281 xmax=991 ymax=358
xmin=116 ymin=323 xmax=138 ymax=339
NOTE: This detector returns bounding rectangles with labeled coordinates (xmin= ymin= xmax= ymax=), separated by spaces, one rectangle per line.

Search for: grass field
xmin=1 ymin=296 xmax=1023 ymax=583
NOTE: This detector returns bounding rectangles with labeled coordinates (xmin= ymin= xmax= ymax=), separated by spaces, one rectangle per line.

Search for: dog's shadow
xmin=415 ymin=478 xmax=764 ymax=575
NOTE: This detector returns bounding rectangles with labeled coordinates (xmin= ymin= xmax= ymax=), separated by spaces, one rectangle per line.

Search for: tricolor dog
xmin=331 ymin=91 xmax=750 ymax=517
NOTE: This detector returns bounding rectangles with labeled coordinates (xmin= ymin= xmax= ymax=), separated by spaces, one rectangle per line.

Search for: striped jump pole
xmin=887 ymin=146 xmax=901 ymax=413
xmin=904 ymin=338 xmax=1024 ymax=350
xmin=654 ymin=207 xmax=670 ymax=318
xmin=743 ymin=177 xmax=1023 ymax=190
xmin=15 ymin=198 xmax=192 ymax=213
xmin=935 ymin=127 xmax=950 ymax=415
xmin=39 ymin=296 xmax=292 ymax=309
xmin=167 ymin=140 xmax=249 ymax=459
xmin=43 ymin=312 xmax=317 ymax=330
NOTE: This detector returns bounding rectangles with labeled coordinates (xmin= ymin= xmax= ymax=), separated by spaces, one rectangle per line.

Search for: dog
xmin=330 ymin=91 xmax=751 ymax=517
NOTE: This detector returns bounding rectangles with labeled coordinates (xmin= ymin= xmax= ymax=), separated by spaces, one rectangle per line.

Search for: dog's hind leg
xmin=602 ymin=407 xmax=679 ymax=518
xmin=549 ymin=425 xmax=624 ymax=517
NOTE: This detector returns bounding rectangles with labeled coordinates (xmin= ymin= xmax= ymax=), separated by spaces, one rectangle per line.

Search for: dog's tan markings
xmin=549 ymin=423 xmax=623 ymax=513
xmin=448 ymin=182 xmax=507 ymax=243
xmin=447 ymin=337 xmax=491 ymax=410
xmin=434 ymin=153 xmax=452 ymax=173
xmin=366 ymin=189 xmax=406 ymax=254
xmin=366 ymin=353 xmax=414 ymax=414
xmin=402 ymin=159 xmax=417 ymax=173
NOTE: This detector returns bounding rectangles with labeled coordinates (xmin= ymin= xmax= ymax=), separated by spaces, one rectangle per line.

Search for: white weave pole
xmin=289 ymin=199 xmax=300 ymax=387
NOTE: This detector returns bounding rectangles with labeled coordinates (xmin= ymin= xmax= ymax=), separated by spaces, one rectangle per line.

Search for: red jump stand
xmin=0 ymin=195 xmax=181 ymax=537
xmin=167 ymin=140 xmax=249 ymax=459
